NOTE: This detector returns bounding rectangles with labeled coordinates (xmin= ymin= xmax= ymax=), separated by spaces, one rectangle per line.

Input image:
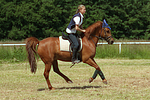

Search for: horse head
xmin=85 ymin=19 xmax=114 ymax=45
xmin=100 ymin=19 xmax=114 ymax=44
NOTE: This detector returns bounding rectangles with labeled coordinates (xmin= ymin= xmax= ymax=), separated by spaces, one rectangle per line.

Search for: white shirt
xmin=66 ymin=13 xmax=84 ymax=33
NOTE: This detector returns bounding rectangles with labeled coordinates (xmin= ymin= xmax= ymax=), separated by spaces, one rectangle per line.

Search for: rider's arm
xmin=75 ymin=25 xmax=86 ymax=33
xmin=74 ymin=16 xmax=86 ymax=33
xmin=80 ymin=25 xmax=83 ymax=29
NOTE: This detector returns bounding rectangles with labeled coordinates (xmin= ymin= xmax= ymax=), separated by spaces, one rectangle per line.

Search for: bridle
xmin=90 ymin=22 xmax=113 ymax=47
xmin=102 ymin=26 xmax=113 ymax=41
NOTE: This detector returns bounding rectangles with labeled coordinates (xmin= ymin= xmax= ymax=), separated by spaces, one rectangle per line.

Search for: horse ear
xmin=102 ymin=19 xmax=111 ymax=30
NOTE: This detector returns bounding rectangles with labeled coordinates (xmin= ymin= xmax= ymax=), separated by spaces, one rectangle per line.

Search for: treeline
xmin=0 ymin=0 xmax=150 ymax=40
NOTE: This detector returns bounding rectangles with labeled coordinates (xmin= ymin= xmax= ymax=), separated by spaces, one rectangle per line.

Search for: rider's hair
xmin=76 ymin=5 xmax=85 ymax=14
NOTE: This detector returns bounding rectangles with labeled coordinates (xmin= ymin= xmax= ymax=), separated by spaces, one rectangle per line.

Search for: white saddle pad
xmin=59 ymin=36 xmax=82 ymax=52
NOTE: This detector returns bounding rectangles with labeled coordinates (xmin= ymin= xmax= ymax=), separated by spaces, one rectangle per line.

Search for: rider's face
xmin=80 ymin=7 xmax=86 ymax=14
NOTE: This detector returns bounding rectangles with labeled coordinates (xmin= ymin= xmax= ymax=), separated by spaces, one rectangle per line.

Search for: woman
xmin=66 ymin=5 xmax=86 ymax=64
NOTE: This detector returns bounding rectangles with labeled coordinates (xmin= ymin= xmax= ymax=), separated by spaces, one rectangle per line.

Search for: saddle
xmin=60 ymin=32 xmax=82 ymax=52
xmin=59 ymin=32 xmax=82 ymax=61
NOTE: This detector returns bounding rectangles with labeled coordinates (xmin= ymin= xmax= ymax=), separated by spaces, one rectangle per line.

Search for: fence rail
xmin=0 ymin=44 xmax=26 ymax=46
xmin=1 ymin=42 xmax=150 ymax=54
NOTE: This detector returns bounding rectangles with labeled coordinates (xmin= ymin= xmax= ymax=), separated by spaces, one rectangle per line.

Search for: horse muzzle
xmin=106 ymin=36 xmax=114 ymax=45
xmin=108 ymin=40 xmax=114 ymax=44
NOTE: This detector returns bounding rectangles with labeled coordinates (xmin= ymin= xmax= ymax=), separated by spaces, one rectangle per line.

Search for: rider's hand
xmin=82 ymin=30 xmax=86 ymax=33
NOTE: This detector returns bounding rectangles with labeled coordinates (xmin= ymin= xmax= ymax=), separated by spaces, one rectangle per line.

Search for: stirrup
xmin=72 ymin=59 xmax=80 ymax=64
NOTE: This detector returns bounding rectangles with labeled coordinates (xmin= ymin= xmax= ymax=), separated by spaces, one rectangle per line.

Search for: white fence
xmin=0 ymin=44 xmax=26 ymax=46
xmin=1 ymin=42 xmax=150 ymax=54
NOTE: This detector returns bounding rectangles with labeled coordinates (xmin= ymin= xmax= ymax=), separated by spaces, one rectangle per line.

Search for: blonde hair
xmin=76 ymin=5 xmax=85 ymax=14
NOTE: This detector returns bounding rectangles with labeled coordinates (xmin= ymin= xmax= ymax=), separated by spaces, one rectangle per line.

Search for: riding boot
xmin=72 ymin=48 xmax=80 ymax=64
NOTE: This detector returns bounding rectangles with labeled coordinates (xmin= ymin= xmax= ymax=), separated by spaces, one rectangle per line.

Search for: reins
xmin=90 ymin=35 xmax=102 ymax=47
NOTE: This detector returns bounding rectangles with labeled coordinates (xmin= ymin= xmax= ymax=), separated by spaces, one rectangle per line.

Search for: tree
xmin=0 ymin=0 xmax=150 ymax=40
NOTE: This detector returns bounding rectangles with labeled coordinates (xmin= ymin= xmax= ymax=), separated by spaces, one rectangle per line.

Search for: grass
xmin=0 ymin=59 xmax=150 ymax=100
xmin=1 ymin=42 xmax=150 ymax=62
xmin=0 ymin=46 xmax=27 ymax=63
xmin=96 ymin=44 xmax=150 ymax=59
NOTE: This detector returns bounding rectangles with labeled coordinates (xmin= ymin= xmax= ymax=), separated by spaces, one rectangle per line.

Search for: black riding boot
xmin=72 ymin=48 xmax=80 ymax=64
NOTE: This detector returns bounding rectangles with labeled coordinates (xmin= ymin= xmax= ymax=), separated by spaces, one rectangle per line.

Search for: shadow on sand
xmin=37 ymin=85 xmax=102 ymax=91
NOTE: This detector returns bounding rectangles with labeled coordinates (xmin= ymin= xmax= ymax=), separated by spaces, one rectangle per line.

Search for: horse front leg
xmin=44 ymin=63 xmax=55 ymax=90
xmin=84 ymin=58 xmax=107 ymax=84
xmin=90 ymin=70 xmax=107 ymax=84
xmin=53 ymin=60 xmax=73 ymax=83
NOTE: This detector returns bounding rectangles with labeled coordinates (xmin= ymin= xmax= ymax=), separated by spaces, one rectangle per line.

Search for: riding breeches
xmin=68 ymin=33 xmax=79 ymax=49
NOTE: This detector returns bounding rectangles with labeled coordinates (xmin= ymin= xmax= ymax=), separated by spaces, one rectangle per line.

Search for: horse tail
xmin=26 ymin=37 xmax=39 ymax=73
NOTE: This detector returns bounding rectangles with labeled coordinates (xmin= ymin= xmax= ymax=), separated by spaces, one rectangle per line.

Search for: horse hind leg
xmin=53 ymin=60 xmax=73 ymax=83
xmin=43 ymin=63 xmax=55 ymax=90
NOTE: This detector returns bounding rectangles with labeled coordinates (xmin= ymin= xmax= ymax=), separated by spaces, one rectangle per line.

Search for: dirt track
xmin=0 ymin=59 xmax=150 ymax=100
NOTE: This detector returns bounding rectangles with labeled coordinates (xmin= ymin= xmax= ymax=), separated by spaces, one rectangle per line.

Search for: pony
xmin=26 ymin=19 xmax=114 ymax=90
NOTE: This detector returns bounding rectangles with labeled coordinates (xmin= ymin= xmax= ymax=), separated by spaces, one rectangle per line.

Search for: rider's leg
xmin=68 ymin=33 xmax=80 ymax=63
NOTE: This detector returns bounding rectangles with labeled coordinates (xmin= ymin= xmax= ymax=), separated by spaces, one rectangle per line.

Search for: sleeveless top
xmin=66 ymin=13 xmax=83 ymax=34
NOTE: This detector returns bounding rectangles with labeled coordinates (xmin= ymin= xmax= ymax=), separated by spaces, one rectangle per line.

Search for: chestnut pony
xmin=26 ymin=20 xmax=114 ymax=90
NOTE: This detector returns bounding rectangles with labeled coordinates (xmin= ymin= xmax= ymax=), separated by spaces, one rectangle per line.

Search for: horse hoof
xmin=102 ymin=79 xmax=107 ymax=84
xmin=67 ymin=81 xmax=73 ymax=83
xmin=49 ymin=87 xmax=55 ymax=90
xmin=89 ymin=77 xmax=94 ymax=83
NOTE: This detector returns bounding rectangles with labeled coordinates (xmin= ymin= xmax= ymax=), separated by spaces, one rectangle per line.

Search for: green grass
xmin=0 ymin=59 xmax=150 ymax=100
xmin=96 ymin=44 xmax=150 ymax=59
xmin=1 ymin=44 xmax=150 ymax=63
xmin=0 ymin=46 xmax=27 ymax=63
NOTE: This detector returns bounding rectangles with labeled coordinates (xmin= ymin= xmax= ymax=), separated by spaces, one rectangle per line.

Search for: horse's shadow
xmin=37 ymin=85 xmax=102 ymax=91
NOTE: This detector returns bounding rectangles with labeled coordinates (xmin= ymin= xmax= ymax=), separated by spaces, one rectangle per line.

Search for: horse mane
xmin=84 ymin=21 xmax=102 ymax=39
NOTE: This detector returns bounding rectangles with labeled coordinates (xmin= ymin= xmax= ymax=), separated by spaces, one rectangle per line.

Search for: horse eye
xmin=107 ymin=30 xmax=109 ymax=33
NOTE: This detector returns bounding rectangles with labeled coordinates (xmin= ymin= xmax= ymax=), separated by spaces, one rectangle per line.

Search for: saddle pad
xmin=59 ymin=36 xmax=82 ymax=52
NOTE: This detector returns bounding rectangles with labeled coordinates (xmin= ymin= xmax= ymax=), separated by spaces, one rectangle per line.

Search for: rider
xmin=66 ymin=5 xmax=86 ymax=64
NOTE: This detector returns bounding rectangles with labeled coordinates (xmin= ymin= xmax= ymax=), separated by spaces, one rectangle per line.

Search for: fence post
xmin=119 ymin=43 xmax=121 ymax=54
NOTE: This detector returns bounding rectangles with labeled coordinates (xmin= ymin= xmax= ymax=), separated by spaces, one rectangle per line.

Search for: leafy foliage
xmin=0 ymin=0 xmax=150 ymax=40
